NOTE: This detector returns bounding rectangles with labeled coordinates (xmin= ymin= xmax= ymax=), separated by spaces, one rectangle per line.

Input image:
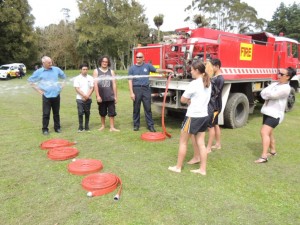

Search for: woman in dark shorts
xmin=255 ymin=67 xmax=296 ymax=163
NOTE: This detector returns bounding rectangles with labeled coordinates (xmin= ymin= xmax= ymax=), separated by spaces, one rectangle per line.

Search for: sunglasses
xmin=136 ymin=56 xmax=143 ymax=58
xmin=278 ymin=72 xmax=289 ymax=76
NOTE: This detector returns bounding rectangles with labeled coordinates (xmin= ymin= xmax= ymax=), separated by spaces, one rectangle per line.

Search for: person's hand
xmin=114 ymin=97 xmax=118 ymax=104
xmin=130 ymin=93 xmax=135 ymax=101
xmin=82 ymin=95 xmax=88 ymax=101
xmin=97 ymin=96 xmax=102 ymax=103
xmin=38 ymin=90 xmax=44 ymax=96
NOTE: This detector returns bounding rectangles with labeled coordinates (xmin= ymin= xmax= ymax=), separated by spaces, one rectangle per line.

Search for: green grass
xmin=0 ymin=73 xmax=299 ymax=225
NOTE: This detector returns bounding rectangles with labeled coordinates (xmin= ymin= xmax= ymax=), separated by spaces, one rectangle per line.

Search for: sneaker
xmin=77 ymin=129 xmax=84 ymax=133
xmin=168 ymin=166 xmax=181 ymax=173
xmin=133 ymin=126 xmax=139 ymax=131
xmin=43 ymin=130 xmax=49 ymax=135
xmin=55 ymin=129 xmax=62 ymax=133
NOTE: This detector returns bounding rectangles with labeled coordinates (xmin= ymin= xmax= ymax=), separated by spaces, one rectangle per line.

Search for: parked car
xmin=12 ymin=63 xmax=27 ymax=74
xmin=0 ymin=64 xmax=20 ymax=79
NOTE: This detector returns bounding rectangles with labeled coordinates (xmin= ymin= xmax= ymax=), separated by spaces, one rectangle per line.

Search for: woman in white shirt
xmin=168 ymin=60 xmax=211 ymax=175
xmin=255 ymin=67 xmax=296 ymax=163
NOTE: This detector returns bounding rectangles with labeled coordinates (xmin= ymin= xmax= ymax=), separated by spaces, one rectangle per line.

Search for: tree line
xmin=0 ymin=0 xmax=299 ymax=70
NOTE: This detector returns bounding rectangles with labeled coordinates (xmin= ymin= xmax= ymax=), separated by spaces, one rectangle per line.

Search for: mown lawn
xmin=0 ymin=72 xmax=299 ymax=225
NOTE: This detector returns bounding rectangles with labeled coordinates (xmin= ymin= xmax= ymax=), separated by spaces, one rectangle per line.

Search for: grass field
xmin=0 ymin=72 xmax=299 ymax=225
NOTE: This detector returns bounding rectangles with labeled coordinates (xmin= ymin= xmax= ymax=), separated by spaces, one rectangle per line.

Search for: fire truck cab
xmin=132 ymin=27 xmax=300 ymax=128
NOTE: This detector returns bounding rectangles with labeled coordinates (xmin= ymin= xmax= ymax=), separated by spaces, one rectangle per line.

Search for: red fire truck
xmin=132 ymin=27 xmax=300 ymax=128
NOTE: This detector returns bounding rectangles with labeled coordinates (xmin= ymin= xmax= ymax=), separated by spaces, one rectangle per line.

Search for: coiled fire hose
xmin=140 ymin=73 xmax=173 ymax=141
xmin=82 ymin=173 xmax=122 ymax=200
xmin=68 ymin=159 xmax=103 ymax=175
xmin=47 ymin=147 xmax=79 ymax=161
xmin=40 ymin=139 xmax=76 ymax=150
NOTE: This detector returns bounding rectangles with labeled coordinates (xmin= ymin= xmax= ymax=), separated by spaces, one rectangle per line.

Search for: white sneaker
xmin=168 ymin=166 xmax=181 ymax=173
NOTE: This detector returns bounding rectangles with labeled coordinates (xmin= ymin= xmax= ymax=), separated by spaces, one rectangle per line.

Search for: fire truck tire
xmin=224 ymin=93 xmax=249 ymax=128
xmin=285 ymin=87 xmax=295 ymax=112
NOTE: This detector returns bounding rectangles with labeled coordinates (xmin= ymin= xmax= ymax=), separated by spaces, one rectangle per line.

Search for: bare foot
xmin=207 ymin=148 xmax=212 ymax=153
xmin=187 ymin=158 xmax=200 ymax=164
xmin=190 ymin=169 xmax=206 ymax=176
xmin=110 ymin=128 xmax=120 ymax=132
xmin=98 ymin=126 xmax=105 ymax=131
xmin=168 ymin=166 xmax=181 ymax=173
xmin=211 ymin=145 xmax=221 ymax=150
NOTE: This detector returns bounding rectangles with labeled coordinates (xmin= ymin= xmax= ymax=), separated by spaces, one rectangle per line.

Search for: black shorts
xmin=181 ymin=116 xmax=209 ymax=134
xmin=98 ymin=101 xmax=116 ymax=117
xmin=207 ymin=111 xmax=219 ymax=128
xmin=262 ymin=114 xmax=279 ymax=128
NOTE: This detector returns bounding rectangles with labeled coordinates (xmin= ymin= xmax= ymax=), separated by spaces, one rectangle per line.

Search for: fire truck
xmin=132 ymin=27 xmax=300 ymax=128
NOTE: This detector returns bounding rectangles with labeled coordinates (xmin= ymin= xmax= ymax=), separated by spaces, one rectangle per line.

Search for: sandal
xmin=254 ymin=157 xmax=268 ymax=163
xmin=267 ymin=152 xmax=277 ymax=156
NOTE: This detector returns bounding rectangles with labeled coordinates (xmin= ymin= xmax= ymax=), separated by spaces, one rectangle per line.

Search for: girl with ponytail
xmin=168 ymin=60 xmax=211 ymax=175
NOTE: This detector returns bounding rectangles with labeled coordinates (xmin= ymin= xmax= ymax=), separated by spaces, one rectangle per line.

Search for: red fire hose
xmin=47 ymin=147 xmax=79 ymax=161
xmin=82 ymin=173 xmax=122 ymax=200
xmin=141 ymin=74 xmax=173 ymax=141
xmin=68 ymin=159 xmax=103 ymax=175
xmin=40 ymin=139 xmax=76 ymax=150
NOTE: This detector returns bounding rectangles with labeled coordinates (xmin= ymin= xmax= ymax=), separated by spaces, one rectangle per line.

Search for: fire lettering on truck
xmin=240 ymin=43 xmax=253 ymax=61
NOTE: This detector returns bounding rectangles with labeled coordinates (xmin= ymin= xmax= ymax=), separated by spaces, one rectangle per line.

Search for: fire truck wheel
xmin=285 ymin=87 xmax=295 ymax=112
xmin=224 ymin=93 xmax=249 ymax=129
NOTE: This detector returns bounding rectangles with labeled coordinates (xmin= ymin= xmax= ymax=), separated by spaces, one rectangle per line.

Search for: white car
xmin=0 ymin=64 xmax=20 ymax=79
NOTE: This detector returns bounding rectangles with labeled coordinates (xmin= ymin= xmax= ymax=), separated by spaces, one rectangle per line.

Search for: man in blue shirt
xmin=28 ymin=56 xmax=66 ymax=135
xmin=128 ymin=52 xmax=173 ymax=132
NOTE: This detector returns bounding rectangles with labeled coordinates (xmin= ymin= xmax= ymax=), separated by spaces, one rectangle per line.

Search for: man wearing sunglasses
xmin=128 ymin=52 xmax=173 ymax=132
xmin=255 ymin=67 xmax=296 ymax=163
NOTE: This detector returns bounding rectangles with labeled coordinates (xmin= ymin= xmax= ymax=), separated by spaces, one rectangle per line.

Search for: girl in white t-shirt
xmin=168 ymin=60 xmax=211 ymax=175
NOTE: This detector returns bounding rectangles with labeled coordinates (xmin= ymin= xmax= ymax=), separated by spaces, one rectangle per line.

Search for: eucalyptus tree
xmin=0 ymin=0 xmax=37 ymax=65
xmin=267 ymin=2 xmax=300 ymax=41
xmin=185 ymin=0 xmax=266 ymax=33
xmin=76 ymin=0 xmax=149 ymax=69
xmin=154 ymin=14 xmax=164 ymax=41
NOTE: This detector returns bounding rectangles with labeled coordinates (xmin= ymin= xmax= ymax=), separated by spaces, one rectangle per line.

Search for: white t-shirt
xmin=182 ymin=77 xmax=212 ymax=117
xmin=260 ymin=82 xmax=290 ymax=123
xmin=73 ymin=74 xmax=94 ymax=100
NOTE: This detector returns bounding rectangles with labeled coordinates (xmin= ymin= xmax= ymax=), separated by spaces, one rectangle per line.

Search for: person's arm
xmin=128 ymin=67 xmax=135 ymax=101
xmin=58 ymin=68 xmax=66 ymax=89
xmin=155 ymin=68 xmax=173 ymax=75
xmin=28 ymin=71 xmax=44 ymax=95
xmin=86 ymin=77 xmax=94 ymax=99
xmin=93 ymin=69 xmax=102 ymax=103
xmin=261 ymin=84 xmax=290 ymax=100
xmin=180 ymin=96 xmax=190 ymax=104
xmin=111 ymin=70 xmax=118 ymax=103
xmin=181 ymin=82 xmax=193 ymax=104
xmin=75 ymin=87 xmax=88 ymax=100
